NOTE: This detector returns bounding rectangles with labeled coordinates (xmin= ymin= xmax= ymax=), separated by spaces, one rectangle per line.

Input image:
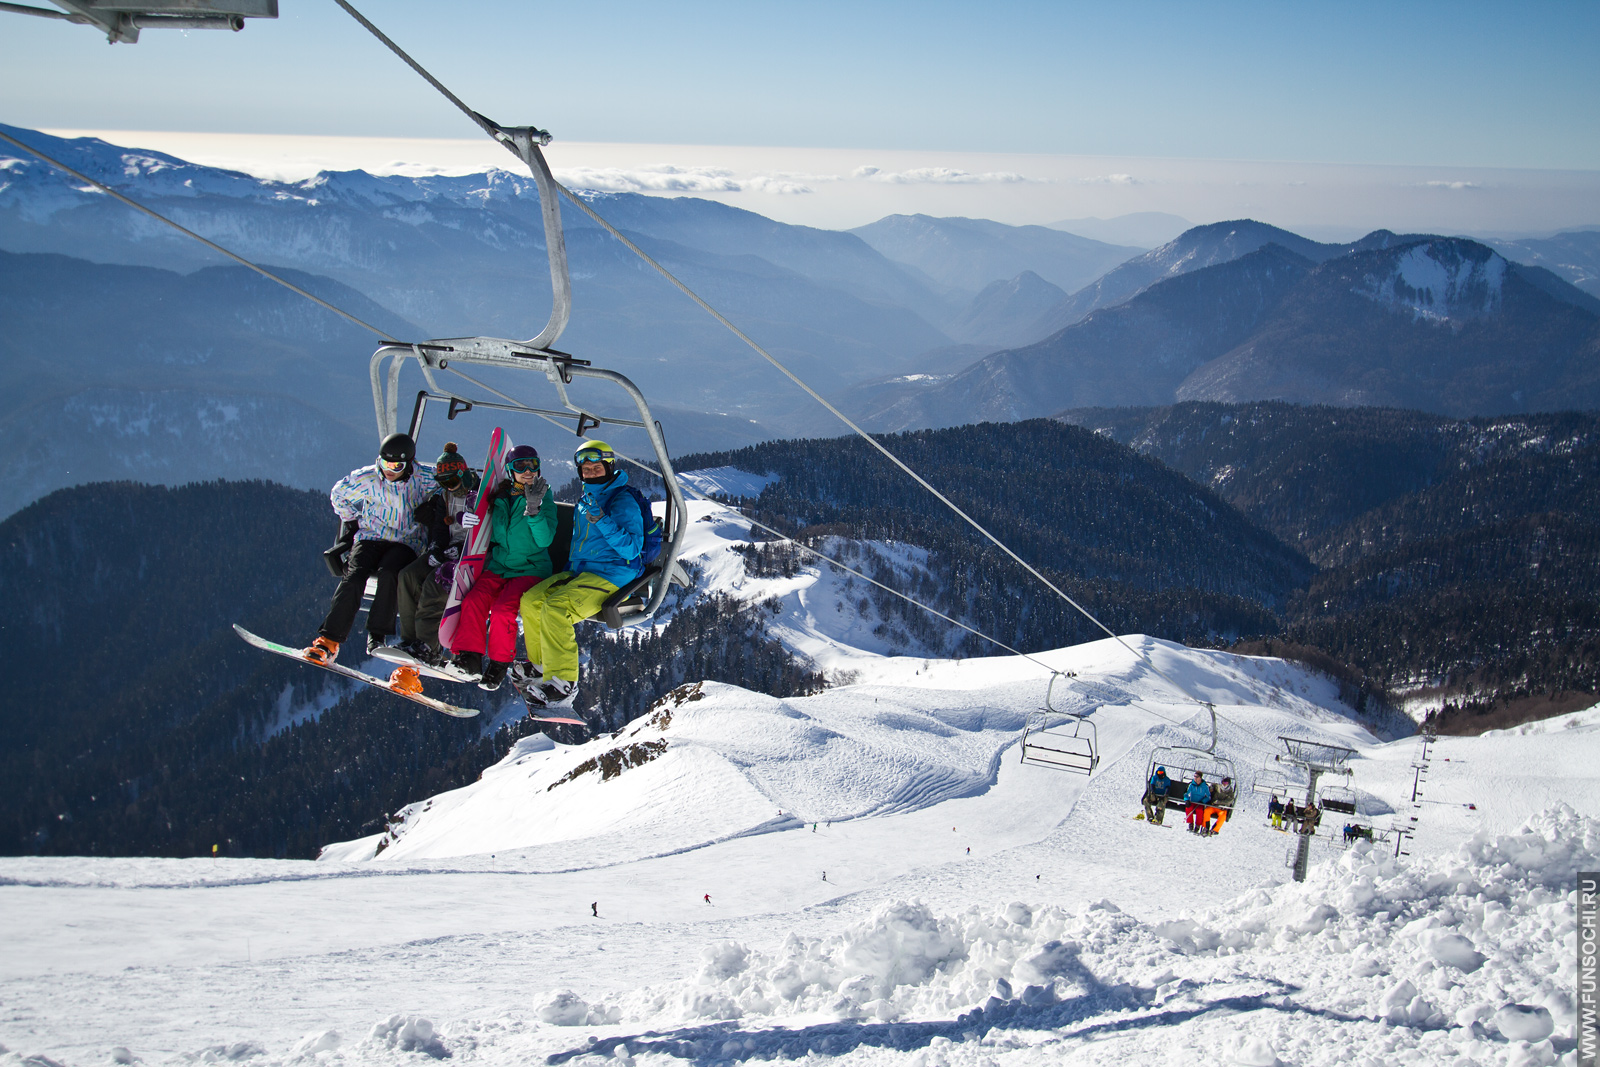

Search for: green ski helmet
xmin=575 ymin=440 xmax=617 ymax=484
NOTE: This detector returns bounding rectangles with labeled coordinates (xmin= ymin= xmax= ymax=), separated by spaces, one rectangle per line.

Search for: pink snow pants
xmin=452 ymin=571 xmax=542 ymax=663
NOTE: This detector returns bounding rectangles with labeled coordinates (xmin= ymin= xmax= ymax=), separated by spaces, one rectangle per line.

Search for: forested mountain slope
xmin=0 ymin=483 xmax=815 ymax=858
xmin=1060 ymin=402 xmax=1600 ymax=727
xmin=677 ymin=419 xmax=1313 ymax=656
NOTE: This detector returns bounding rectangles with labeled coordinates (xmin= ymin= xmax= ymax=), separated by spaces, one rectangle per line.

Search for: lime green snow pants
xmin=518 ymin=571 xmax=619 ymax=683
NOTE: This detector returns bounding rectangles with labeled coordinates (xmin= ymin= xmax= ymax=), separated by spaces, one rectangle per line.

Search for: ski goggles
xmin=378 ymin=457 xmax=407 ymax=473
xmin=574 ymin=447 xmax=613 ymax=467
xmin=508 ymin=456 xmax=541 ymax=474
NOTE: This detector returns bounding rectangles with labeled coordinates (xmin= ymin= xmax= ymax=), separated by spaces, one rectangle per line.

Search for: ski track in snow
xmin=0 ymin=500 xmax=1593 ymax=1066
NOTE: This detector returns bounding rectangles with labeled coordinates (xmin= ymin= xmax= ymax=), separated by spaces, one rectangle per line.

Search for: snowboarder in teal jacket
xmin=452 ymin=443 xmax=557 ymax=691
xmin=1184 ymin=772 xmax=1212 ymax=833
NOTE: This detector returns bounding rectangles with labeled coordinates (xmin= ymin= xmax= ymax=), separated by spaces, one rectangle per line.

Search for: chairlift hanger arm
xmin=14 ymin=0 xmax=276 ymax=42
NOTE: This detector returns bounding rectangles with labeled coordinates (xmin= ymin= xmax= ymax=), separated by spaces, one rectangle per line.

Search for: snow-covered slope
xmin=0 ymin=494 xmax=1591 ymax=1065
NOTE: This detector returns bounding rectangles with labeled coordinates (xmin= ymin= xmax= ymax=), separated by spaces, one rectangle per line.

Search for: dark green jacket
xmin=485 ymin=481 xmax=558 ymax=579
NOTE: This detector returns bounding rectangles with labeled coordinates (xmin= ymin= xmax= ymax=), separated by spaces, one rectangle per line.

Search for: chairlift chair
xmin=366 ymin=119 xmax=689 ymax=629
xmin=1019 ymin=673 xmax=1100 ymax=775
xmin=1145 ymin=702 xmax=1238 ymax=818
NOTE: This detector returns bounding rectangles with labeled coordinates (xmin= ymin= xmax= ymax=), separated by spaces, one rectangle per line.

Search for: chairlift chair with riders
xmin=1145 ymin=702 xmax=1239 ymax=820
xmin=1019 ymin=672 xmax=1100 ymax=775
xmin=367 ymin=119 xmax=690 ymax=629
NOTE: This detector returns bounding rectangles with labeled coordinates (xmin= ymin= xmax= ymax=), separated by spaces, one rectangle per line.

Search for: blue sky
xmin=2 ymin=2 xmax=1597 ymax=235
xmin=4 ymin=0 xmax=1596 ymax=167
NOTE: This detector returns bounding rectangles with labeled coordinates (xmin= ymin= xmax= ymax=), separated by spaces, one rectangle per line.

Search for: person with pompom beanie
xmin=394 ymin=442 xmax=481 ymax=666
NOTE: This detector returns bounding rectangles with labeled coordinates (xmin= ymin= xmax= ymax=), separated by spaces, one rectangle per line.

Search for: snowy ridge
xmin=0 ymin=498 xmax=1593 ymax=1064
xmin=1357 ymin=239 xmax=1509 ymax=323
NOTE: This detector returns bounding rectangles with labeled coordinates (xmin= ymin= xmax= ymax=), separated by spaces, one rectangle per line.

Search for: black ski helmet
xmin=378 ymin=432 xmax=415 ymax=475
xmin=575 ymin=440 xmax=617 ymax=484
xmin=379 ymin=432 xmax=415 ymax=462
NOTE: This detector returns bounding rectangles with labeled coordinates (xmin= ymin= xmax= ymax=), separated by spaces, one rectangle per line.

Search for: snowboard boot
xmin=395 ymin=638 xmax=429 ymax=662
xmin=454 ymin=651 xmax=484 ymax=679
xmin=304 ymin=636 xmax=340 ymax=665
xmin=366 ymin=633 xmax=390 ymax=656
xmin=537 ymin=676 xmax=577 ymax=708
xmin=389 ymin=664 xmax=423 ymax=695
xmin=478 ymin=659 xmax=510 ymax=691
xmin=508 ymin=661 xmax=543 ymax=689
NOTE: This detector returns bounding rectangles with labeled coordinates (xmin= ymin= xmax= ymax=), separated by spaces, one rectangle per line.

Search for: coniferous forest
xmin=2 ymin=403 xmax=1594 ymax=857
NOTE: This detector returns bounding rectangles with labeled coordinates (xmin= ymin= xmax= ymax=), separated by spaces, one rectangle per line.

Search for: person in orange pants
xmin=1203 ymin=776 xmax=1236 ymax=835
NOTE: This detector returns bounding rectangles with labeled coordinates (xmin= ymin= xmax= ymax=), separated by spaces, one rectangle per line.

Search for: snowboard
xmin=437 ymin=427 xmax=512 ymax=650
xmin=505 ymin=663 xmax=585 ymax=725
xmin=368 ymin=643 xmax=478 ymax=684
xmin=233 ymin=624 xmax=479 ymax=719
xmin=368 ymin=644 xmax=586 ymax=726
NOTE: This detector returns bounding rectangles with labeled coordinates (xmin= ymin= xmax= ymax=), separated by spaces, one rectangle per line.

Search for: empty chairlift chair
xmin=1019 ymin=673 xmax=1100 ymax=775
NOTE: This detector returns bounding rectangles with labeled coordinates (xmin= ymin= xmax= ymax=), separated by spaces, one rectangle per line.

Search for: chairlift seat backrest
xmin=550 ymin=502 xmax=573 ymax=575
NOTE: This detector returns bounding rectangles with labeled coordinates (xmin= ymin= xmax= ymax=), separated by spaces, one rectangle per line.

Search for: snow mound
xmin=557 ymin=806 xmax=1588 ymax=1065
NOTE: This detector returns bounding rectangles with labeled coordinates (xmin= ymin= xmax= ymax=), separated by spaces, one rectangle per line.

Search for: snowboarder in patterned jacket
xmin=518 ymin=440 xmax=645 ymax=709
xmin=451 ymin=443 xmax=558 ymax=692
xmin=1142 ymin=767 xmax=1170 ymax=824
xmin=305 ymin=433 xmax=437 ymax=665
xmin=1184 ymin=772 xmax=1212 ymax=833
xmin=394 ymin=442 xmax=481 ymax=666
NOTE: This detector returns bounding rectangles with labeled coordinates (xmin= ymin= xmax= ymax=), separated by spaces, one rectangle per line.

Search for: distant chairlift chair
xmin=1019 ymin=673 xmax=1101 ymax=775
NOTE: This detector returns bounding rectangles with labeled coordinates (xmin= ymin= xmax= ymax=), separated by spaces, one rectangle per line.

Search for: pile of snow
xmin=529 ymin=807 xmax=1585 ymax=1065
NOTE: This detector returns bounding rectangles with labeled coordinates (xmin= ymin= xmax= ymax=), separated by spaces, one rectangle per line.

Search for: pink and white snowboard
xmin=437 ymin=427 xmax=512 ymax=650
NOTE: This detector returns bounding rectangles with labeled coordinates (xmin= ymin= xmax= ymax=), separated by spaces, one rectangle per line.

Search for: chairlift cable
xmin=0 ymin=128 xmax=403 ymax=345
xmin=330 ymin=1 xmax=1227 ymax=717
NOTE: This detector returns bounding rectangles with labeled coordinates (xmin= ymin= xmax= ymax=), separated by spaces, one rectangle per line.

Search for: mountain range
xmin=4 ymin=124 xmax=1600 ymax=518
xmin=849 ymin=234 xmax=1600 ymax=431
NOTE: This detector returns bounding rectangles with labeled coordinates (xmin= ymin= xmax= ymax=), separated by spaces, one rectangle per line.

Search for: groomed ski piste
xmin=1 ymin=490 xmax=1592 ymax=1066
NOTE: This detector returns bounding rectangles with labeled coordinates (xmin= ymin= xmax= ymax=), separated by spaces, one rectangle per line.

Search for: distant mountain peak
xmin=1354 ymin=239 xmax=1508 ymax=323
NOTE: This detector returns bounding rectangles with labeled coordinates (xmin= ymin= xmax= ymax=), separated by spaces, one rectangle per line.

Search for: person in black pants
xmin=305 ymin=433 xmax=437 ymax=665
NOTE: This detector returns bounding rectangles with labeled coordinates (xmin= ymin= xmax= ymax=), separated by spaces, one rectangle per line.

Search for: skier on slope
xmin=305 ymin=433 xmax=436 ymax=665
xmin=450 ymin=444 xmax=558 ymax=691
xmin=518 ymin=441 xmax=644 ymax=709
xmin=393 ymin=442 xmax=481 ymax=668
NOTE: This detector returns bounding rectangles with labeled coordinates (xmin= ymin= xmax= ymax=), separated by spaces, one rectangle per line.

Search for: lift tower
xmin=1276 ymin=736 xmax=1357 ymax=883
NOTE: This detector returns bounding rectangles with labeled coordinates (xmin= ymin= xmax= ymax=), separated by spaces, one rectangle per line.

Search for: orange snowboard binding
xmin=388 ymin=664 xmax=424 ymax=695
xmin=304 ymin=636 xmax=340 ymax=665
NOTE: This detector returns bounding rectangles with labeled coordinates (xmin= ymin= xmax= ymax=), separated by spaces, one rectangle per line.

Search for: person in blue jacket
xmin=518 ymin=440 xmax=645 ymax=707
xmin=1184 ymin=771 xmax=1212 ymax=833
xmin=1142 ymin=766 xmax=1171 ymax=824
